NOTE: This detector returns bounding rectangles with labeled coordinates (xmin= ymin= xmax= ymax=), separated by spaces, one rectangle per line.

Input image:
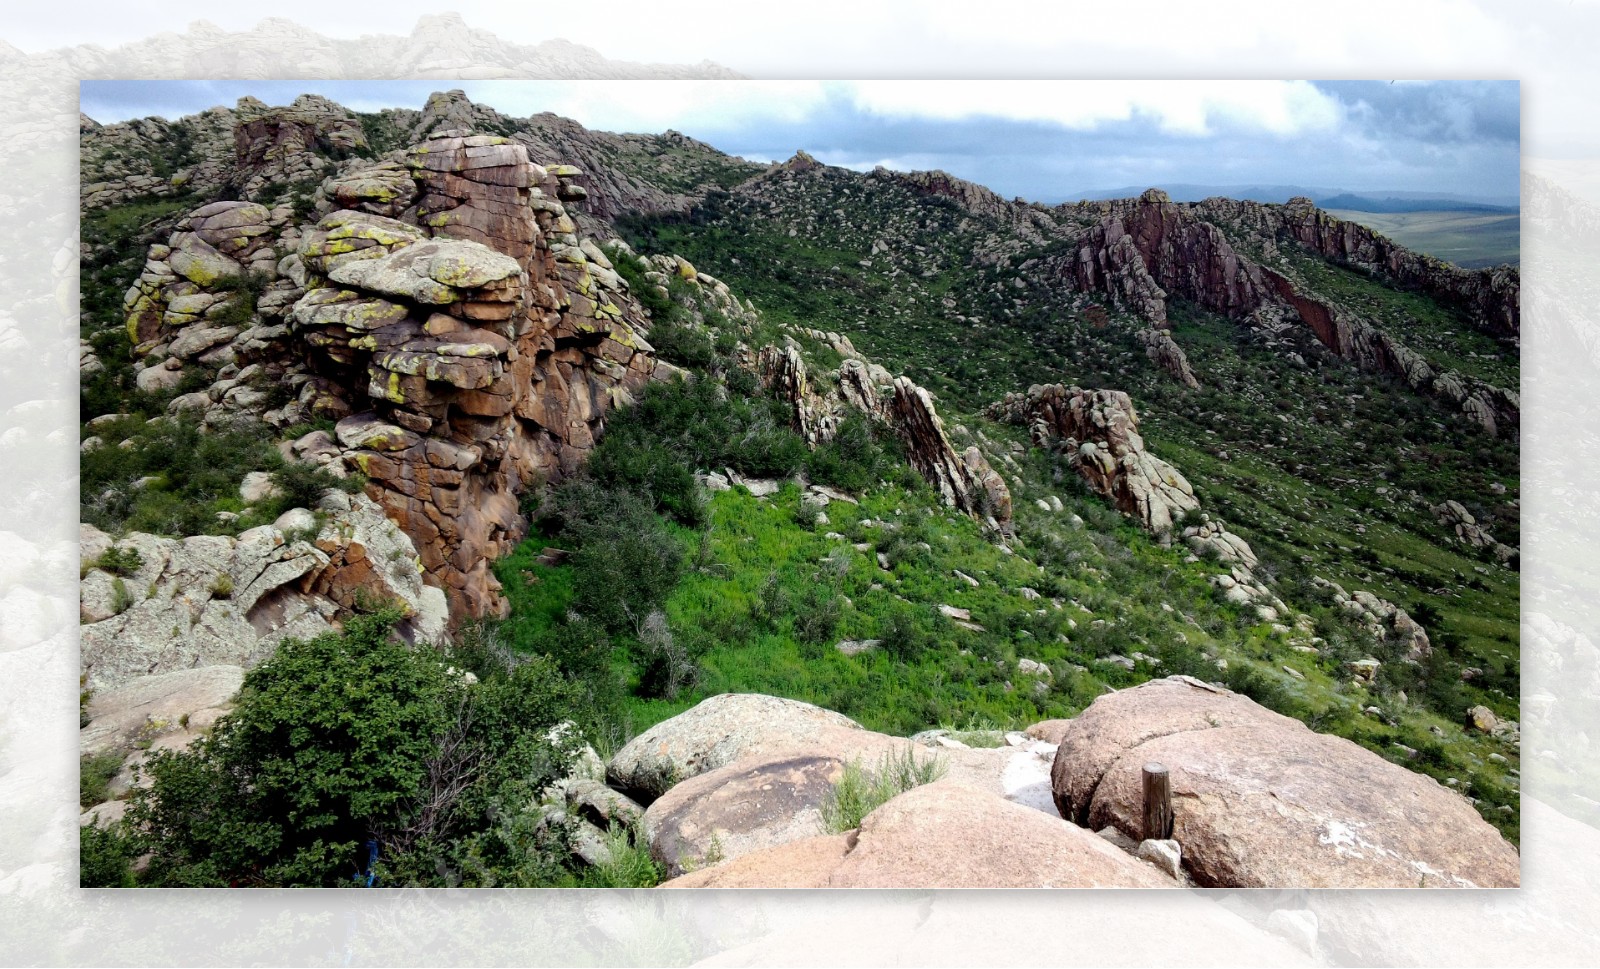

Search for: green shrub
xmin=80 ymin=823 xmax=141 ymax=888
xmin=96 ymin=545 xmax=144 ymax=577
xmin=126 ymin=610 xmax=580 ymax=887
xmin=821 ymin=749 xmax=945 ymax=833
xmin=555 ymin=483 xmax=686 ymax=635
xmin=80 ymin=750 xmax=126 ymax=809
xmin=879 ymin=602 xmax=936 ymax=663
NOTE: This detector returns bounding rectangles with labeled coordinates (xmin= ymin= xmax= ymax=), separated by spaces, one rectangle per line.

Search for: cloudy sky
xmin=81 ymin=79 xmax=1520 ymax=205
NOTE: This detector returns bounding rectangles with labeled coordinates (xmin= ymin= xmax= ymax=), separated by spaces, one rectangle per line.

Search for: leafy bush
xmin=554 ymin=483 xmax=686 ymax=635
xmin=80 ymin=750 xmax=125 ymax=809
xmin=125 ymin=610 xmax=579 ymax=887
xmin=80 ymin=823 xmax=140 ymax=888
xmin=878 ymin=602 xmax=936 ymax=663
xmin=806 ymin=411 xmax=897 ymax=493
xmin=646 ymin=318 xmax=716 ymax=369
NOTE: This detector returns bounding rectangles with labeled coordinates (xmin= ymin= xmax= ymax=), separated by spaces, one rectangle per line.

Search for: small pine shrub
xmin=821 ymin=749 xmax=945 ymax=833
xmin=95 ymin=546 xmax=143 ymax=577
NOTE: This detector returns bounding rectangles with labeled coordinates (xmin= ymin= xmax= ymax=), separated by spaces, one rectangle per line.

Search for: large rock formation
xmin=124 ymin=119 xmax=664 ymax=618
xmin=1050 ymin=676 xmax=1519 ymax=887
xmin=987 ymin=384 xmax=1200 ymax=537
xmin=233 ymin=95 xmax=366 ymax=197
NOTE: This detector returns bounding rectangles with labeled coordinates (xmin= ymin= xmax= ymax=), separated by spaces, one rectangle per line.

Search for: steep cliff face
xmin=1045 ymin=190 xmax=1520 ymax=437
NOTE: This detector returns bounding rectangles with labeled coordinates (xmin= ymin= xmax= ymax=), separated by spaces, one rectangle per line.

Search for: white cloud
xmin=455 ymin=80 xmax=829 ymax=135
xmin=844 ymin=80 xmax=1345 ymax=136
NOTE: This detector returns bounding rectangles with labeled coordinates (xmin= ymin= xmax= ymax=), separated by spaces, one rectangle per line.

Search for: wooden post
xmin=1143 ymin=762 xmax=1172 ymax=841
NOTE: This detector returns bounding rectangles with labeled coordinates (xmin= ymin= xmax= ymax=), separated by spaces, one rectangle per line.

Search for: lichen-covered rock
xmin=79 ymin=492 xmax=445 ymax=689
xmin=1050 ymin=676 xmax=1519 ymax=887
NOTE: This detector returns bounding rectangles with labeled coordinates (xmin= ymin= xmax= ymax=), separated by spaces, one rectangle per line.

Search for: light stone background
xmin=2 ymin=4 xmax=1597 ymax=965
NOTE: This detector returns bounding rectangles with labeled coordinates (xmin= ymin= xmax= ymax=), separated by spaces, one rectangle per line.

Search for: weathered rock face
xmin=79 ymin=665 xmax=243 ymax=757
xmin=644 ymin=752 xmax=847 ymax=876
xmin=79 ymin=493 xmax=446 ymax=690
xmin=234 ymin=95 xmax=366 ymax=197
xmin=889 ymin=378 xmax=1013 ymax=528
xmin=1182 ymin=514 xmax=1258 ymax=568
xmin=124 ymin=200 xmax=281 ymax=349
xmin=1051 ymin=676 xmax=1519 ymax=887
xmin=665 ymin=781 xmax=1175 ymax=889
xmin=987 ymin=384 xmax=1200 ymax=537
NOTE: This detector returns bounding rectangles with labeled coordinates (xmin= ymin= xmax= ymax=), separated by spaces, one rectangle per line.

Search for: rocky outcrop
xmin=888 ymin=378 xmax=1013 ymax=528
xmin=123 ymin=200 xmax=281 ymax=349
xmin=1050 ymin=676 xmax=1518 ymax=887
xmin=1433 ymin=499 xmax=1517 ymax=562
xmin=79 ymin=107 xmax=236 ymax=211
xmin=987 ymin=384 xmax=1200 ymax=537
xmin=1313 ymin=577 xmax=1431 ymax=661
xmin=128 ymin=118 xmax=664 ymax=618
xmin=1264 ymin=196 xmax=1519 ymax=339
xmin=1181 ymin=514 xmax=1258 ymax=568
xmin=1137 ymin=327 xmax=1201 ymax=388
xmin=751 ymin=336 xmax=1013 ymax=531
xmin=665 ymin=781 xmax=1175 ymax=888
xmin=233 ymin=95 xmax=366 ymax=197
xmin=78 ymin=492 xmax=447 ymax=690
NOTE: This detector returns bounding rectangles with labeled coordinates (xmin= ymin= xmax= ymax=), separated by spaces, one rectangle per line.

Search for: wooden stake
xmin=1143 ymin=762 xmax=1172 ymax=841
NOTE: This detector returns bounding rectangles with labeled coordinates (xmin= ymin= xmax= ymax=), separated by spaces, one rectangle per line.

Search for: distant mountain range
xmin=1064 ymin=183 xmax=1518 ymax=213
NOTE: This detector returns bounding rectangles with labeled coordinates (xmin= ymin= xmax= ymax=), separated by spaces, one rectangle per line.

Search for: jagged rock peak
xmin=782 ymin=150 xmax=824 ymax=173
xmin=987 ymin=384 xmax=1200 ymax=537
xmin=1139 ymin=187 xmax=1172 ymax=205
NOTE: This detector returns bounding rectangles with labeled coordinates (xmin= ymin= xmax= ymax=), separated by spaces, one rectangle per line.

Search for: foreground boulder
xmin=665 ymin=781 xmax=1174 ymax=888
xmin=1051 ymin=676 xmax=1520 ymax=888
xmin=644 ymin=752 xmax=848 ymax=877
xmin=606 ymin=694 xmax=869 ymax=800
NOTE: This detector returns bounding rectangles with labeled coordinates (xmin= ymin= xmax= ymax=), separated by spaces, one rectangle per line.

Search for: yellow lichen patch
xmin=676 ymin=260 xmax=698 ymax=281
